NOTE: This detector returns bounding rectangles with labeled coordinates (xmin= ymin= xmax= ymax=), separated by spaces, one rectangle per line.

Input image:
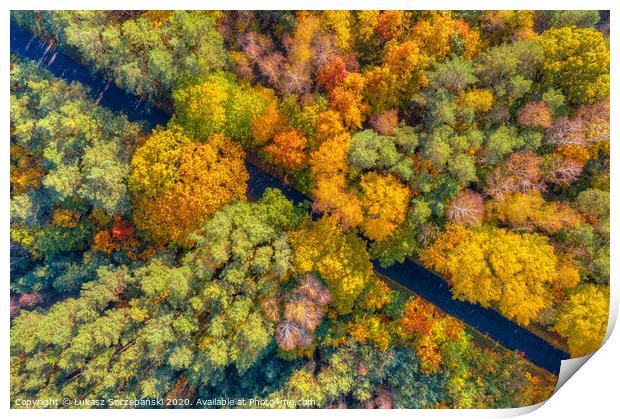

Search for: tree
xmin=10 ymin=60 xmax=141 ymax=289
xmin=516 ymin=101 xmax=552 ymax=130
xmin=539 ymin=27 xmax=610 ymax=105
xmin=276 ymin=274 xmax=331 ymax=351
xmin=482 ymin=125 xmax=525 ymax=164
xmin=173 ymin=72 xmax=268 ymax=146
xmin=486 ymin=192 xmax=581 ymax=234
xmin=129 ymin=125 xmax=248 ymax=247
xmin=264 ymin=129 xmax=308 ymax=170
xmin=484 ymin=151 xmax=545 ymax=199
xmin=369 ymin=110 xmax=398 ymax=136
xmin=554 ymin=284 xmax=609 ymax=357
xmin=411 ymin=12 xmax=481 ymax=59
xmin=289 ymin=216 xmax=372 ymax=314
xmin=420 ymin=224 xmax=560 ymax=325
xmin=447 ymin=190 xmax=484 ymax=226
xmin=427 ymin=56 xmax=477 ymax=94
xmin=348 ymin=129 xmax=412 ymax=179
xmin=310 ymin=112 xmax=363 ymax=229
xmin=535 ymin=10 xmax=600 ymax=30
xmin=363 ymin=40 xmax=429 ymax=112
xmin=479 ymin=10 xmax=534 ymax=43
xmin=575 ymin=189 xmax=609 ymax=221
xmin=329 ymin=72 xmax=368 ymax=129
xmin=360 ymin=172 xmax=410 ymax=241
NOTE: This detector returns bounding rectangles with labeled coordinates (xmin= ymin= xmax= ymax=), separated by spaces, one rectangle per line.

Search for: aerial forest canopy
xmin=10 ymin=9 xmax=609 ymax=409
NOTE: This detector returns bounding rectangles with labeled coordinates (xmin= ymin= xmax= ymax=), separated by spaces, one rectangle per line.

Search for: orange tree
xmin=129 ymin=125 xmax=248 ymax=247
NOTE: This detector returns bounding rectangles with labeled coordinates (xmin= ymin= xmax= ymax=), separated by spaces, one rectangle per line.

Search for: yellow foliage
xmin=348 ymin=315 xmax=390 ymax=351
xmin=363 ymin=40 xmax=429 ymax=112
xmin=456 ymin=88 xmax=494 ymax=114
xmin=142 ymin=10 xmax=173 ymax=28
xmin=539 ymin=27 xmax=610 ymax=105
xmin=357 ymin=275 xmax=392 ymax=311
xmin=251 ymin=92 xmax=288 ymax=145
xmin=486 ymin=192 xmax=582 ymax=234
xmin=329 ymin=72 xmax=368 ymax=129
xmin=289 ymin=13 xmax=322 ymax=68
xmin=354 ymin=10 xmax=380 ymax=44
xmin=420 ymin=224 xmax=560 ymax=326
xmin=310 ymin=117 xmax=364 ymax=229
xmin=556 ymin=255 xmax=581 ymax=290
xmin=360 ymin=172 xmax=410 ymax=242
xmin=410 ymin=12 xmax=480 ymax=60
xmin=557 ymin=144 xmax=591 ymax=164
xmin=415 ymin=334 xmax=442 ymax=375
xmin=129 ymin=126 xmax=248 ymax=247
xmin=10 ymin=226 xmax=40 ymax=258
xmin=554 ymin=284 xmax=609 ymax=357
xmin=10 ymin=145 xmax=44 ymax=195
xmin=52 ymin=208 xmax=81 ymax=228
xmin=481 ymin=10 xmax=534 ymax=43
xmin=290 ymin=216 xmax=372 ymax=314
xmin=320 ymin=10 xmax=354 ymax=51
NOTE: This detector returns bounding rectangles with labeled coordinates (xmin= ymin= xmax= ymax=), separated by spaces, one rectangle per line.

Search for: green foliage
xmin=10 ymin=60 xmax=142 ymax=293
xmin=12 ymin=10 xmax=227 ymax=101
xmin=173 ymin=72 xmax=268 ymax=145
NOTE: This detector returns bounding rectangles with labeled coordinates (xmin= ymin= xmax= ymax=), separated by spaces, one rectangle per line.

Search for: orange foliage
xmin=402 ymin=297 xmax=441 ymax=337
xmin=348 ymin=315 xmax=390 ymax=351
xmin=316 ymin=57 xmax=348 ymax=93
xmin=375 ymin=10 xmax=411 ymax=42
xmin=517 ymin=101 xmax=553 ymax=130
xmin=415 ymin=334 xmax=442 ymax=375
xmin=93 ymin=215 xmax=140 ymax=257
xmin=130 ymin=127 xmax=248 ymax=247
xmin=310 ymin=112 xmax=363 ymax=229
xmin=264 ymin=129 xmax=308 ymax=170
xmin=10 ymin=145 xmax=44 ymax=195
xmin=329 ymin=72 xmax=368 ymax=129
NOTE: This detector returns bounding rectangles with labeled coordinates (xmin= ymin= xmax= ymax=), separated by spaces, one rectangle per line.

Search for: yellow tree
xmin=363 ymin=40 xmax=429 ymax=112
xmin=554 ymin=284 xmax=609 ymax=357
xmin=456 ymin=88 xmax=494 ymax=115
xmin=289 ymin=216 xmax=372 ymax=314
xmin=319 ymin=10 xmax=354 ymax=51
xmin=420 ymin=224 xmax=560 ymax=326
xmin=329 ymin=72 xmax=368 ymax=129
xmin=480 ymin=10 xmax=535 ymax=43
xmin=539 ymin=27 xmax=610 ymax=105
xmin=129 ymin=126 xmax=248 ymax=247
xmin=486 ymin=192 xmax=582 ymax=234
xmin=251 ymin=89 xmax=288 ymax=145
xmin=411 ymin=12 xmax=481 ymax=60
xmin=360 ymin=172 xmax=410 ymax=241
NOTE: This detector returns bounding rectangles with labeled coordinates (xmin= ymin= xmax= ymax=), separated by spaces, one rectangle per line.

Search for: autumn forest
xmin=9 ymin=10 xmax=610 ymax=409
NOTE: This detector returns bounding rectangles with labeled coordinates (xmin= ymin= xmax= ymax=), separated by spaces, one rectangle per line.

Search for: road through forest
xmin=11 ymin=21 xmax=570 ymax=374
